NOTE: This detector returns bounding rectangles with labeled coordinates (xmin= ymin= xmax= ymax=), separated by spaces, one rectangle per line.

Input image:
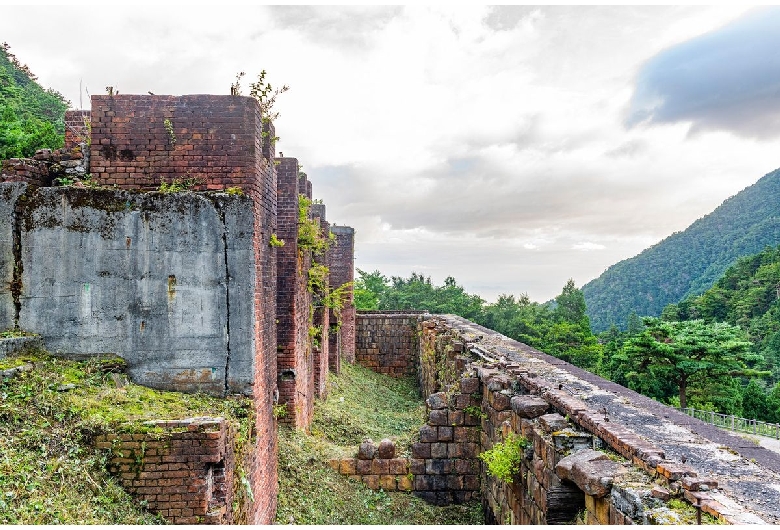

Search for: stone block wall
xmin=94 ymin=417 xmax=245 ymax=524
xmin=355 ymin=312 xmax=424 ymax=377
xmin=329 ymin=225 xmax=355 ymax=364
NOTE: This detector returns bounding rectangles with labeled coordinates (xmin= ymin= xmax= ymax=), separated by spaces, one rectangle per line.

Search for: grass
xmin=0 ymin=348 xmax=251 ymax=524
xmin=276 ymin=362 xmax=484 ymax=524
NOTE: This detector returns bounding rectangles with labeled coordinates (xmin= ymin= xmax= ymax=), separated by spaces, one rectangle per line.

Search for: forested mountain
xmin=0 ymin=43 xmax=68 ymax=159
xmin=583 ymin=167 xmax=780 ymax=332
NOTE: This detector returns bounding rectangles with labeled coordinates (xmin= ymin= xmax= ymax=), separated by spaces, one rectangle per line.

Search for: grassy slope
xmin=0 ymin=348 xmax=251 ymax=524
xmin=276 ymin=362 xmax=483 ymax=524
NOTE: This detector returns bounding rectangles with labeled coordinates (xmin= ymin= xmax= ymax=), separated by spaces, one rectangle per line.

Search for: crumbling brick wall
xmin=95 ymin=418 xmax=245 ymax=524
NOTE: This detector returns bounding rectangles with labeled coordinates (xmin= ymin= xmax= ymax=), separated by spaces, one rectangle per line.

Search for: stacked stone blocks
xmin=355 ymin=313 xmax=422 ymax=377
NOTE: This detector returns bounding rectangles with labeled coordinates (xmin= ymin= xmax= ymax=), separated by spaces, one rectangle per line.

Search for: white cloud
xmin=3 ymin=5 xmax=778 ymax=303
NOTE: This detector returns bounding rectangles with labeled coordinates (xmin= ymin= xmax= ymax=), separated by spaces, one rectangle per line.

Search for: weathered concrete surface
xmin=440 ymin=314 xmax=780 ymax=524
xmin=0 ymin=183 xmax=26 ymax=329
xmin=0 ymin=336 xmax=43 ymax=359
xmin=8 ymin=186 xmax=256 ymax=395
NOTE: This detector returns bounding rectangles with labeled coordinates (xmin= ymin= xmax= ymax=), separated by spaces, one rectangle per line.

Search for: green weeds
xmin=276 ymin=362 xmax=483 ymax=524
xmin=0 ymin=351 xmax=250 ymax=523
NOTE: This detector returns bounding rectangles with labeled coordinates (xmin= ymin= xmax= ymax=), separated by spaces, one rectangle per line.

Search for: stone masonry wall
xmin=94 ymin=417 xmax=245 ymax=524
xmin=355 ymin=312 xmax=424 ymax=377
xmin=349 ymin=314 xmax=776 ymax=525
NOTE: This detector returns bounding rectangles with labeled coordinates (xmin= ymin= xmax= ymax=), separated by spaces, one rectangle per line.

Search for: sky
xmin=4 ymin=5 xmax=780 ymax=303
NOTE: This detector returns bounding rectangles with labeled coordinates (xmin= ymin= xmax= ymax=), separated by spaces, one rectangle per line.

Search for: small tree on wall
xmin=231 ymin=70 xmax=289 ymax=143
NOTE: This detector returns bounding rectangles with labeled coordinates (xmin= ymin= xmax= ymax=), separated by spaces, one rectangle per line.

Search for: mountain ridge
xmin=583 ymin=167 xmax=780 ymax=332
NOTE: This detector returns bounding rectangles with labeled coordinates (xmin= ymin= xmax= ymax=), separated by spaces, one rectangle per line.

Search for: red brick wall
xmin=311 ymin=203 xmax=330 ymax=398
xmin=89 ymin=94 xmax=263 ymax=191
xmin=355 ymin=313 xmax=422 ymax=377
xmin=275 ymin=157 xmax=314 ymax=429
xmin=329 ymin=225 xmax=355 ymax=363
xmin=246 ymin=118 xmax=278 ymax=525
xmin=95 ymin=418 xmax=243 ymax=524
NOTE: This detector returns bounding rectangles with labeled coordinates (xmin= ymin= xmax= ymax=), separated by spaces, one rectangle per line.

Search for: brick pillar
xmin=275 ymin=157 xmax=314 ymax=429
xmin=246 ymin=118 xmax=278 ymax=524
xmin=311 ymin=203 xmax=329 ymax=398
xmin=329 ymin=225 xmax=355 ymax=364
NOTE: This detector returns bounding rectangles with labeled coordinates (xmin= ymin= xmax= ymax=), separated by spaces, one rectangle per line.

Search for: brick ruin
xmin=342 ymin=312 xmax=780 ymax=525
xmin=4 ymin=95 xmax=780 ymax=525
xmin=0 ymin=94 xmax=354 ymax=524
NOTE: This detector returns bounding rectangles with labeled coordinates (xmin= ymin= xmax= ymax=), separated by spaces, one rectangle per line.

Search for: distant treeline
xmin=355 ymin=247 xmax=780 ymax=423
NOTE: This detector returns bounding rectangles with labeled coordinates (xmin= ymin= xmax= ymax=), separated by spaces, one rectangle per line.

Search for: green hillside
xmin=583 ymin=167 xmax=780 ymax=332
xmin=0 ymin=43 xmax=68 ymax=159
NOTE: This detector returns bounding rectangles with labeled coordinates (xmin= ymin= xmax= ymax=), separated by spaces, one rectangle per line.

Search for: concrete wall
xmin=1 ymin=184 xmax=256 ymax=395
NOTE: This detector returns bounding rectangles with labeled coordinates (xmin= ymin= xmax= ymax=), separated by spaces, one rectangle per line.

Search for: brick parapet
xmin=88 ymin=94 xmax=263 ymax=192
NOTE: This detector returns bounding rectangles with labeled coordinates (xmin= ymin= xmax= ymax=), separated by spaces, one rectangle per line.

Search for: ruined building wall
xmin=349 ymin=314 xmax=776 ymax=525
xmin=275 ymin=157 xmax=314 ymax=429
xmin=329 ymin=225 xmax=355 ymax=365
xmin=2 ymin=184 xmax=257 ymax=395
xmin=311 ymin=203 xmax=329 ymax=398
xmin=89 ymin=95 xmax=263 ymax=191
xmin=355 ymin=312 xmax=424 ymax=378
xmin=95 ymin=418 xmax=245 ymax=524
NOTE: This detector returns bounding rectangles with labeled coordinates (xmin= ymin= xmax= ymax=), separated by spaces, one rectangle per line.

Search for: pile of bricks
xmin=0 ymin=145 xmax=86 ymax=187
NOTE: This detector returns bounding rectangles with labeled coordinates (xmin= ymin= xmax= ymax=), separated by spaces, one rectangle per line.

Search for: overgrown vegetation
xmin=478 ymin=433 xmax=528 ymax=484
xmin=0 ymin=348 xmax=252 ymax=524
xmin=0 ymin=42 xmax=68 ymax=159
xmin=276 ymin=362 xmax=483 ymax=524
xmin=355 ymin=260 xmax=780 ymax=423
xmin=157 ymin=176 xmax=200 ymax=193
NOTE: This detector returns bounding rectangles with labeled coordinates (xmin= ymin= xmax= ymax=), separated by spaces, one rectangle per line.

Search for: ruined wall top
xmin=89 ymin=94 xmax=273 ymax=191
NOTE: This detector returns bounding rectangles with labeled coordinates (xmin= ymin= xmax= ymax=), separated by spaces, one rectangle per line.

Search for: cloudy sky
xmin=5 ymin=5 xmax=780 ymax=302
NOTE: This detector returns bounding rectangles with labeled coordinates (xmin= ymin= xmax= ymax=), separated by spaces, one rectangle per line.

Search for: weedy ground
xmin=275 ymin=362 xmax=484 ymax=524
xmin=0 ymin=348 xmax=251 ymax=524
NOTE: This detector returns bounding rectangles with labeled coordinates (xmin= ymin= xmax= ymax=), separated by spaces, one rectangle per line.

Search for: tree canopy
xmin=0 ymin=42 xmax=68 ymax=159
